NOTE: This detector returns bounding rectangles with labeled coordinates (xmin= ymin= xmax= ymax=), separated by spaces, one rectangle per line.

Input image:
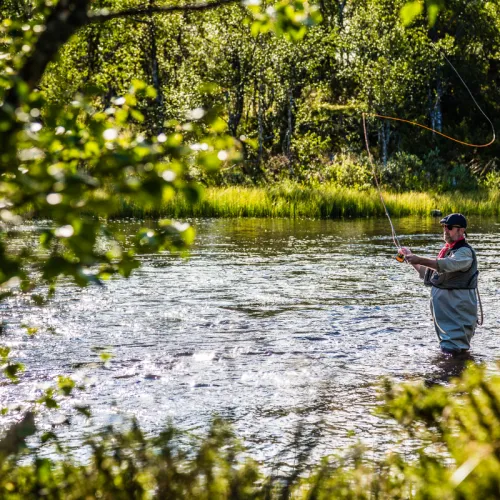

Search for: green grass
xmin=118 ymin=183 xmax=500 ymax=219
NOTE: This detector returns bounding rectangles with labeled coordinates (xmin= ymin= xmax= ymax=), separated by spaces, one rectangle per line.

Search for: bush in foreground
xmin=1 ymin=362 xmax=500 ymax=498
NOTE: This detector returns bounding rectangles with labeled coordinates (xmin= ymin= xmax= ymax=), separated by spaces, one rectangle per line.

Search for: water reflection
xmin=0 ymin=216 xmax=499 ymax=462
xmin=426 ymin=351 xmax=479 ymax=386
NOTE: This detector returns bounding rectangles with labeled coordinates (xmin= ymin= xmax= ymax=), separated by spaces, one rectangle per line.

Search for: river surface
xmin=1 ymin=216 xmax=499 ymax=462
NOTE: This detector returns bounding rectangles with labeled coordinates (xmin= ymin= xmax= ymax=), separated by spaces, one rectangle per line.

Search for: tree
xmin=0 ymin=0 xmax=320 ymax=298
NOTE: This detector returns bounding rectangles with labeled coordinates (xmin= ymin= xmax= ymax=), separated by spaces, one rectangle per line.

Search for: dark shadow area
xmin=425 ymin=351 xmax=481 ymax=386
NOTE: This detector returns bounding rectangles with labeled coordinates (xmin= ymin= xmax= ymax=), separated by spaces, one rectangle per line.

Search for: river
xmin=1 ymin=216 xmax=499 ymax=462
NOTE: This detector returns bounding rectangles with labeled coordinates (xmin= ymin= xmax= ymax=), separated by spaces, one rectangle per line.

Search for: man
xmin=400 ymin=213 xmax=479 ymax=355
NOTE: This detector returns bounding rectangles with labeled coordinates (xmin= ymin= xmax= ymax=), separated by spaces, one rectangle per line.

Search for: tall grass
xmin=119 ymin=182 xmax=500 ymax=219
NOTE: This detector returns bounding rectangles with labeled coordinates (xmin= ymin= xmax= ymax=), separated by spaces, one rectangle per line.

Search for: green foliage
xmin=480 ymin=171 xmax=500 ymax=191
xmin=383 ymin=151 xmax=426 ymax=190
xmin=401 ymin=0 xmax=445 ymax=26
xmin=328 ymin=153 xmax=373 ymax=189
xmin=290 ymin=131 xmax=331 ymax=181
xmin=0 ymin=346 xmax=24 ymax=383
xmin=381 ymin=362 xmax=500 ymax=497
xmin=2 ymin=364 xmax=500 ymax=497
xmin=1 ymin=1 xmax=500 ymax=495
xmin=0 ymin=81 xmax=206 ymax=290
xmin=3 ymin=0 xmax=497 ymax=195
xmin=247 ymin=0 xmax=322 ymax=40
xmin=0 ymin=0 xmax=323 ymax=296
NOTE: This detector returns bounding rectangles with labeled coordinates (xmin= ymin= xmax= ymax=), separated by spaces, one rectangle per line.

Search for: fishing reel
xmin=395 ymin=252 xmax=406 ymax=263
xmin=396 ymin=247 xmax=412 ymax=263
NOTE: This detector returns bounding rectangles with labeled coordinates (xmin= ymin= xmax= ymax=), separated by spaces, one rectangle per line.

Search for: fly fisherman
xmin=399 ymin=213 xmax=479 ymax=355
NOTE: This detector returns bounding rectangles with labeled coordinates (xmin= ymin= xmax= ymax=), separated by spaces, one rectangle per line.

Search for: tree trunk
xmin=338 ymin=0 xmax=347 ymax=28
xmin=379 ymin=121 xmax=390 ymax=166
xmin=85 ymin=25 xmax=101 ymax=80
xmin=429 ymin=74 xmax=443 ymax=132
xmin=148 ymin=0 xmax=164 ymax=133
xmin=258 ymin=80 xmax=264 ymax=166
xmin=282 ymin=86 xmax=293 ymax=159
xmin=228 ymin=54 xmax=244 ymax=137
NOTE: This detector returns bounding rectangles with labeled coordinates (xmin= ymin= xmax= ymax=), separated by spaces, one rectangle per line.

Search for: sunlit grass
xmin=120 ymin=182 xmax=500 ymax=219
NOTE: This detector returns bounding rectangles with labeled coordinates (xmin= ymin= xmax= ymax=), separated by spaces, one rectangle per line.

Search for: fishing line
xmin=362 ymin=45 xmax=496 ymax=254
xmin=362 ymin=113 xmax=401 ymax=250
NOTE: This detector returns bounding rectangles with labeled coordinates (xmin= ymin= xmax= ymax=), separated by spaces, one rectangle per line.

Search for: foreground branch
xmin=0 ymin=0 xmax=242 ymax=165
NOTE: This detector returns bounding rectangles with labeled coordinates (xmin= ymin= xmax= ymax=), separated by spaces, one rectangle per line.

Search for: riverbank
xmin=116 ymin=183 xmax=500 ymax=219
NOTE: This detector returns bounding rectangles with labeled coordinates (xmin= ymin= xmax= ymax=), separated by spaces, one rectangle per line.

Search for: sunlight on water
xmin=1 ymin=216 xmax=499 ymax=463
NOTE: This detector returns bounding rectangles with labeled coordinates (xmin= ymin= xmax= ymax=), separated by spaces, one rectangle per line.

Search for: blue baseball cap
xmin=439 ymin=213 xmax=467 ymax=228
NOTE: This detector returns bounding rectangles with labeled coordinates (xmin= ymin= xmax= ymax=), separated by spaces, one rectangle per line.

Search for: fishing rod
xmin=362 ymin=44 xmax=496 ymax=263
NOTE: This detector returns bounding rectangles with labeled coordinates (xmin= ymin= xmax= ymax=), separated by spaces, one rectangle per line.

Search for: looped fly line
xmin=362 ymin=45 xmax=496 ymax=251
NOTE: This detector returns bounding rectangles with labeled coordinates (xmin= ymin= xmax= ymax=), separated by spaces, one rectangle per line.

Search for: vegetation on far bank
xmin=115 ymin=182 xmax=500 ymax=219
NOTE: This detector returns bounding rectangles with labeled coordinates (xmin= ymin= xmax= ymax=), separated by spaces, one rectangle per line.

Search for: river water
xmin=1 ymin=216 xmax=499 ymax=462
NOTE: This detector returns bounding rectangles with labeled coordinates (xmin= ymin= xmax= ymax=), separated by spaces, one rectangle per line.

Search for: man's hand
xmin=405 ymin=254 xmax=421 ymax=265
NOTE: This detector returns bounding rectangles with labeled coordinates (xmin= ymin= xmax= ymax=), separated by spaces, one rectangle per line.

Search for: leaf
xmin=75 ymin=405 xmax=91 ymax=418
xmin=427 ymin=1 xmax=440 ymax=26
xmin=146 ymin=86 xmax=157 ymax=99
xmin=0 ymin=346 xmax=10 ymax=360
xmin=26 ymin=325 xmax=39 ymax=335
xmin=57 ymin=376 xmax=75 ymax=396
xmin=0 ymin=411 xmax=36 ymax=455
xmin=41 ymin=396 xmax=58 ymax=409
xmin=400 ymin=1 xmax=423 ymax=26
xmin=131 ymin=79 xmax=147 ymax=92
xmin=130 ymin=109 xmax=144 ymax=123
xmin=41 ymin=431 xmax=58 ymax=443
xmin=100 ymin=352 xmax=113 ymax=362
xmin=4 ymin=362 xmax=24 ymax=381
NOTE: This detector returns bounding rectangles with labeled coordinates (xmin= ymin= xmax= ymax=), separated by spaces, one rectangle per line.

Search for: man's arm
xmin=405 ymin=254 xmax=438 ymax=271
xmin=399 ymin=247 xmax=437 ymax=273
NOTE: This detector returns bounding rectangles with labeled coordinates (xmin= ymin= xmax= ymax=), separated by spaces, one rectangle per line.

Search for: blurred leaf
xmin=400 ymin=1 xmax=423 ymax=26
xmin=41 ymin=431 xmax=58 ymax=443
xmin=57 ymin=376 xmax=75 ymax=396
xmin=427 ymin=1 xmax=441 ymax=26
xmin=4 ymin=362 xmax=24 ymax=382
xmin=100 ymin=352 xmax=113 ymax=362
xmin=75 ymin=405 xmax=91 ymax=418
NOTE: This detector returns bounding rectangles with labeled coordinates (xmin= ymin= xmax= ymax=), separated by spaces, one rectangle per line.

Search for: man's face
xmin=442 ymin=225 xmax=465 ymax=243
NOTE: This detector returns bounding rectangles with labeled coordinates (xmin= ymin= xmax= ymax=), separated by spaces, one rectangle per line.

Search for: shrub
xmin=3 ymin=362 xmax=500 ymax=498
xmin=263 ymin=154 xmax=294 ymax=182
xmin=326 ymin=153 xmax=373 ymax=189
xmin=290 ymin=131 xmax=332 ymax=182
xmin=479 ymin=170 xmax=500 ymax=190
xmin=382 ymin=151 xmax=425 ymax=191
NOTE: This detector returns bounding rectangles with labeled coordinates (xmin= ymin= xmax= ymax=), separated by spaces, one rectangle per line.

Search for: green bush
xmin=263 ymin=154 xmax=295 ymax=182
xmin=2 ymin=362 xmax=500 ymax=498
xmin=383 ymin=151 xmax=426 ymax=191
xmin=446 ymin=163 xmax=479 ymax=191
xmin=327 ymin=153 xmax=373 ymax=189
xmin=480 ymin=170 xmax=500 ymax=190
xmin=379 ymin=149 xmax=480 ymax=192
xmin=290 ymin=131 xmax=332 ymax=182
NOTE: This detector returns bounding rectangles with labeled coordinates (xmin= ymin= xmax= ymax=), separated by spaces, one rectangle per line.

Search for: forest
xmin=3 ymin=0 xmax=500 ymax=193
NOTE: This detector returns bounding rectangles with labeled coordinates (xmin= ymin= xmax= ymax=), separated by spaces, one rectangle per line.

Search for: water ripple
xmin=1 ymin=216 xmax=499 ymax=463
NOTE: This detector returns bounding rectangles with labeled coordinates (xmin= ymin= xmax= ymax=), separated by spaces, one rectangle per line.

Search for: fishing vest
xmin=424 ymin=239 xmax=478 ymax=289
